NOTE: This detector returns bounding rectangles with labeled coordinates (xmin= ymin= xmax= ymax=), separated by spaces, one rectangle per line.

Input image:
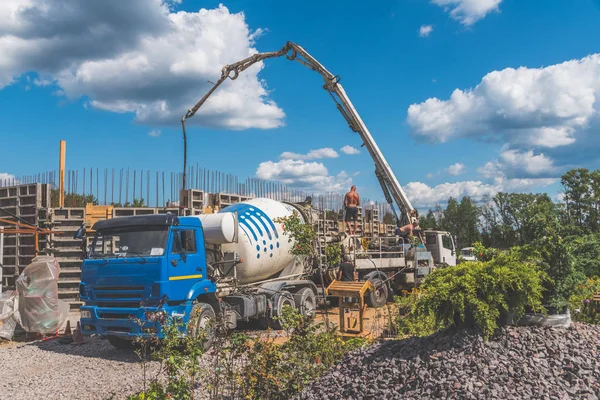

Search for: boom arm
xmin=181 ymin=41 xmax=419 ymax=227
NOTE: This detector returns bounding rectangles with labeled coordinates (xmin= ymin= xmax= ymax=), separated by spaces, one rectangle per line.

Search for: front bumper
xmin=80 ymin=302 xmax=192 ymax=338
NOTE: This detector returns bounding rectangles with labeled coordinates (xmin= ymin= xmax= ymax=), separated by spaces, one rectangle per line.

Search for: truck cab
xmin=78 ymin=214 xmax=219 ymax=348
xmin=423 ymin=230 xmax=457 ymax=267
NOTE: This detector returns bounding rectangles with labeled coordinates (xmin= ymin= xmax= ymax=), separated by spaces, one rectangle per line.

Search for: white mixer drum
xmin=219 ymin=198 xmax=304 ymax=284
xmin=199 ymin=212 xmax=237 ymax=244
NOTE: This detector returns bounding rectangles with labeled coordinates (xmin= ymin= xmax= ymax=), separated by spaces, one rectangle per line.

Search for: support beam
xmin=59 ymin=140 xmax=66 ymax=208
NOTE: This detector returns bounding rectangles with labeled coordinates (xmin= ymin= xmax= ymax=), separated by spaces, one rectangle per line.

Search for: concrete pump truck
xmin=78 ymin=41 xmax=456 ymax=349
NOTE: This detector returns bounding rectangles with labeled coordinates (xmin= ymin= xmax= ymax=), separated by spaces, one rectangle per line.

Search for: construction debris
xmin=296 ymin=324 xmax=600 ymax=399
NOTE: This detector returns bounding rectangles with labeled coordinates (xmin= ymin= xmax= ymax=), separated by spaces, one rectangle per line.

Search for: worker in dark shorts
xmin=344 ymin=185 xmax=360 ymax=235
xmin=338 ymin=254 xmax=357 ymax=282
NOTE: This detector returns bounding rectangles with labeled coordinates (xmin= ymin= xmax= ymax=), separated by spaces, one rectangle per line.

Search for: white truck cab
xmin=459 ymin=247 xmax=477 ymax=262
xmin=423 ymin=230 xmax=457 ymax=267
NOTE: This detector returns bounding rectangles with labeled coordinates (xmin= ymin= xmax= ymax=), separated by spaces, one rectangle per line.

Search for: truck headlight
xmin=81 ymin=310 xmax=91 ymax=319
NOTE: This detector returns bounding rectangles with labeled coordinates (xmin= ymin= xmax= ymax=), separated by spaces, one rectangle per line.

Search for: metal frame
xmin=180 ymin=41 xmax=418 ymax=228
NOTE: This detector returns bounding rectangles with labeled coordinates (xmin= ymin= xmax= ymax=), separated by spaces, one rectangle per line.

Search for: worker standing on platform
xmin=344 ymin=185 xmax=360 ymax=236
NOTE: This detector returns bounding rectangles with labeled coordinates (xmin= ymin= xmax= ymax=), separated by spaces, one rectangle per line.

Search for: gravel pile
xmin=297 ymin=323 xmax=600 ymax=400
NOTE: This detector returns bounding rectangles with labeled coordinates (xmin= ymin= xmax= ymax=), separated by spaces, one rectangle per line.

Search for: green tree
xmin=419 ymin=209 xmax=438 ymax=230
xmin=479 ymin=192 xmax=556 ymax=248
xmin=132 ymin=198 xmax=145 ymax=207
xmin=382 ymin=211 xmax=395 ymax=225
xmin=458 ymin=196 xmax=480 ymax=248
xmin=561 ymin=168 xmax=600 ymax=233
xmin=50 ymin=189 xmax=98 ymax=208
xmin=437 ymin=197 xmax=479 ymax=249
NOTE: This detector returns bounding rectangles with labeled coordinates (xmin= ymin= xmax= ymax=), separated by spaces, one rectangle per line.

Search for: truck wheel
xmin=189 ymin=302 xmax=216 ymax=350
xmin=366 ymin=278 xmax=388 ymax=308
xmin=107 ymin=335 xmax=134 ymax=350
xmin=294 ymin=287 xmax=317 ymax=318
xmin=269 ymin=291 xmax=296 ymax=330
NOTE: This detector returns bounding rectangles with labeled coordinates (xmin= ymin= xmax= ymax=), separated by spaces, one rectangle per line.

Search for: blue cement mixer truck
xmin=78 ymin=198 xmax=320 ymax=349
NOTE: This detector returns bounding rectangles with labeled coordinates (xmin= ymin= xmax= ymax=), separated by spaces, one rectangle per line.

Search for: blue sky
xmin=1 ymin=0 xmax=599 ymax=209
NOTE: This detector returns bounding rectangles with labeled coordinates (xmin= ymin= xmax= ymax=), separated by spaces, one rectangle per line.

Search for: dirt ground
xmin=1 ymin=302 xmax=398 ymax=349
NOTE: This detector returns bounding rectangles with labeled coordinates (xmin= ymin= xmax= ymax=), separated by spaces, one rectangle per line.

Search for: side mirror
xmin=73 ymin=226 xmax=86 ymax=240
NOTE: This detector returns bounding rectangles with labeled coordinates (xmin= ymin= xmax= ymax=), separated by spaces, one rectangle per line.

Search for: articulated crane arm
xmin=181 ymin=41 xmax=419 ymax=228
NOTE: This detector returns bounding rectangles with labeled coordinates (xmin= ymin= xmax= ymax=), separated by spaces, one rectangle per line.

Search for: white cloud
xmin=431 ymin=0 xmax=502 ymax=26
xmin=407 ymin=54 xmax=600 ymax=151
xmin=340 ymin=145 xmax=360 ymax=155
xmin=426 ymin=173 xmax=435 ymax=179
xmin=148 ymin=129 xmax=161 ymax=137
xmin=255 ymin=159 xmax=352 ymax=193
xmin=419 ymin=25 xmax=434 ymax=37
xmin=280 ymin=148 xmax=339 ymax=160
xmin=405 ymin=177 xmax=557 ymax=208
xmin=478 ymin=149 xmax=559 ymax=179
xmin=446 ymin=162 xmax=466 ymax=176
xmin=0 ymin=173 xmax=16 ymax=186
xmin=0 ymin=1 xmax=284 ymax=129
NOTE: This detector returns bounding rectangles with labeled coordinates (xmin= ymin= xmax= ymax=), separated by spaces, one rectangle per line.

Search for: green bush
xmin=128 ymin=308 xmax=208 ymax=400
xmin=396 ymin=249 xmax=547 ymax=339
xmin=239 ymin=305 xmax=368 ymax=399
xmin=130 ymin=305 xmax=368 ymax=400
xmin=566 ymin=233 xmax=600 ymax=278
xmin=569 ymin=277 xmax=600 ymax=324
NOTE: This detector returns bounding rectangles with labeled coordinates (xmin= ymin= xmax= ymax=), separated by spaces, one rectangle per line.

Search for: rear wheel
xmin=269 ymin=291 xmax=296 ymax=330
xmin=188 ymin=302 xmax=216 ymax=350
xmin=366 ymin=278 xmax=388 ymax=308
xmin=107 ymin=335 xmax=134 ymax=350
xmin=294 ymin=287 xmax=317 ymax=318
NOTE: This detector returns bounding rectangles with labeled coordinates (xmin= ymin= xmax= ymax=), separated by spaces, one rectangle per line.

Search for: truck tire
xmin=189 ymin=302 xmax=216 ymax=350
xmin=107 ymin=335 xmax=134 ymax=350
xmin=269 ymin=291 xmax=295 ymax=330
xmin=366 ymin=278 xmax=388 ymax=308
xmin=294 ymin=287 xmax=317 ymax=318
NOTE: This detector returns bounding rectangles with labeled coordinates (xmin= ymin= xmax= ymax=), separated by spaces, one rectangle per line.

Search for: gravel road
xmin=0 ymin=336 xmax=162 ymax=400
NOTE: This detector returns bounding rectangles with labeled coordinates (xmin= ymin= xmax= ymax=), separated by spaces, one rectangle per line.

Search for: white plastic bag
xmin=15 ymin=256 xmax=69 ymax=334
xmin=0 ymin=290 xmax=19 ymax=340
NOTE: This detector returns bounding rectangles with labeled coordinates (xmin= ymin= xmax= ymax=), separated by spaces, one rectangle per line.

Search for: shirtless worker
xmin=344 ymin=185 xmax=360 ymax=235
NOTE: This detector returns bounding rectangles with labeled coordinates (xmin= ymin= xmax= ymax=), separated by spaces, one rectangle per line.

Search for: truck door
xmin=168 ymin=228 xmax=205 ymax=296
xmin=440 ymin=233 xmax=456 ymax=266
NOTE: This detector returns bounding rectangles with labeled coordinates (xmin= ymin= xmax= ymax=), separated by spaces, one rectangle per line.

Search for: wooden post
xmin=59 ymin=140 xmax=66 ymax=208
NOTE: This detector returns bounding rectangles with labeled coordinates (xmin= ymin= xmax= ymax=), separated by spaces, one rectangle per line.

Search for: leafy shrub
xmin=569 ymin=277 xmax=600 ymax=324
xmin=128 ymin=308 xmax=208 ymax=400
xmin=396 ymin=250 xmax=547 ymax=339
xmin=239 ymin=305 xmax=368 ymax=399
xmin=566 ymin=234 xmax=600 ymax=278
xmin=324 ymin=243 xmax=342 ymax=267
xmin=472 ymin=241 xmax=501 ymax=262
xmin=274 ymin=211 xmax=317 ymax=257
xmin=130 ymin=305 xmax=368 ymax=400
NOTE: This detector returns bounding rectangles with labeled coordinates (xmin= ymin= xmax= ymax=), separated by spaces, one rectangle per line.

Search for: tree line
xmin=383 ymin=168 xmax=600 ymax=251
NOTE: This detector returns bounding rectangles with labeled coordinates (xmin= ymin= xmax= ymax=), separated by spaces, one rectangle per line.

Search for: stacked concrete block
xmin=363 ymin=208 xmax=380 ymax=236
xmin=216 ymin=192 xmax=252 ymax=208
xmin=338 ymin=207 xmax=363 ymax=235
xmin=48 ymin=208 xmax=85 ymax=310
xmin=0 ymin=183 xmax=50 ymax=288
xmin=179 ymin=189 xmax=206 ymax=216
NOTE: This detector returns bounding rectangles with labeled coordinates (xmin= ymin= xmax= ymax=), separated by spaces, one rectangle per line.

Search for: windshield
xmin=461 ymin=248 xmax=474 ymax=256
xmin=90 ymin=226 xmax=169 ymax=259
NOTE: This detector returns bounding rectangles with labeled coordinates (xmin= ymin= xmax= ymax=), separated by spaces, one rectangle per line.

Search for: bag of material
xmin=0 ymin=290 xmax=19 ymax=340
xmin=15 ymin=256 xmax=70 ymax=334
xmin=517 ymin=309 xmax=571 ymax=329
